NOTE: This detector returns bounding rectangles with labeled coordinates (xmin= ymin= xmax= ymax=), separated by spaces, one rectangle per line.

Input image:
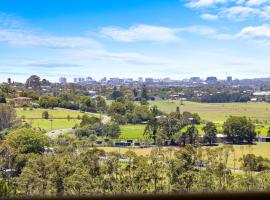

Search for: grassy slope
xmin=149 ymin=100 xmax=270 ymax=123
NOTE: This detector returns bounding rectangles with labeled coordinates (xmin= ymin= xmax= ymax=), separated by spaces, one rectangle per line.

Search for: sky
xmin=1 ymin=0 xmax=270 ymax=82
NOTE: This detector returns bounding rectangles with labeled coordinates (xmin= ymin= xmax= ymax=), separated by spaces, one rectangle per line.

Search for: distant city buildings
xmin=189 ymin=77 xmax=201 ymax=83
xmin=68 ymin=75 xmax=239 ymax=87
xmin=145 ymin=78 xmax=154 ymax=84
xmin=206 ymin=76 xmax=218 ymax=84
xmin=59 ymin=77 xmax=67 ymax=84
xmin=138 ymin=77 xmax=144 ymax=83
xmin=73 ymin=76 xmax=97 ymax=86
xmin=226 ymin=76 xmax=232 ymax=83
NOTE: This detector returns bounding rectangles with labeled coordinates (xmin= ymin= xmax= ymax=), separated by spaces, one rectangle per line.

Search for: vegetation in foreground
xmin=1 ymin=81 xmax=270 ymax=197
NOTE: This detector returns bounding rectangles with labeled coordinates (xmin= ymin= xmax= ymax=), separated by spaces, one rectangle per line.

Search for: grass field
xmin=16 ymin=108 xmax=101 ymax=131
xmin=25 ymin=119 xmax=80 ymax=130
xmin=97 ymin=143 xmax=270 ymax=168
xmin=120 ymin=124 xmax=146 ymax=139
xmin=149 ymin=100 xmax=270 ymax=123
xmin=16 ymin=107 xmax=100 ymax=119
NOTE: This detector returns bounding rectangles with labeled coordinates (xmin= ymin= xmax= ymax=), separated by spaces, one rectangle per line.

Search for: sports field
xmin=26 ymin=119 xmax=80 ymax=130
xmin=16 ymin=108 xmax=101 ymax=131
xmin=16 ymin=107 xmax=100 ymax=119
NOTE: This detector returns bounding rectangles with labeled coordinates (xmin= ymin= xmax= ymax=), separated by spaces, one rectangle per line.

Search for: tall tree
xmin=203 ymin=122 xmax=217 ymax=146
xmin=140 ymin=84 xmax=149 ymax=101
xmin=186 ymin=125 xmax=199 ymax=145
xmin=223 ymin=116 xmax=256 ymax=144
xmin=6 ymin=128 xmax=50 ymax=154
xmin=0 ymin=104 xmax=16 ymax=131
xmin=144 ymin=116 xmax=159 ymax=145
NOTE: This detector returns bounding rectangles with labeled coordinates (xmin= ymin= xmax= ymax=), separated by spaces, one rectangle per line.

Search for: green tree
xmin=267 ymin=126 xmax=270 ymax=137
xmin=17 ymin=155 xmax=51 ymax=196
xmin=6 ymin=128 xmax=50 ymax=154
xmin=0 ymin=179 xmax=16 ymax=197
xmin=96 ymin=96 xmax=107 ymax=113
xmin=171 ymin=145 xmax=198 ymax=192
xmin=203 ymin=122 xmax=217 ymax=146
xmin=64 ymin=162 xmax=90 ymax=196
xmin=80 ymin=96 xmax=97 ymax=112
xmin=42 ymin=111 xmax=49 ymax=119
xmin=39 ymin=96 xmax=59 ymax=108
xmin=0 ymin=104 xmax=16 ymax=131
xmin=110 ymin=87 xmax=124 ymax=100
xmin=80 ymin=115 xmax=100 ymax=127
xmin=140 ymin=84 xmax=149 ymax=101
xmin=223 ymin=116 xmax=256 ymax=144
xmin=186 ymin=125 xmax=199 ymax=145
xmin=144 ymin=116 xmax=159 ymax=145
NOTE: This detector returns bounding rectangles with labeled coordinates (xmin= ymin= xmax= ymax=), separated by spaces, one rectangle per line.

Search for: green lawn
xmin=16 ymin=107 xmax=102 ymax=131
xmin=25 ymin=119 xmax=80 ymax=131
xmin=16 ymin=107 xmax=100 ymax=119
xmin=120 ymin=124 xmax=146 ymax=140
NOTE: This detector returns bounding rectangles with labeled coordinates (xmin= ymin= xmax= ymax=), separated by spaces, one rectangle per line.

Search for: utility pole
xmin=50 ymin=119 xmax=53 ymax=131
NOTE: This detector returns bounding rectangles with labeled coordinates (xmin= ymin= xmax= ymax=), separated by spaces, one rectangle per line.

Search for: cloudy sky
xmin=1 ymin=0 xmax=270 ymax=82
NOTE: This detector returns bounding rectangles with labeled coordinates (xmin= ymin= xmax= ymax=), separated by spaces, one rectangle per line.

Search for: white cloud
xmin=0 ymin=29 xmax=101 ymax=49
xmin=236 ymin=24 xmax=270 ymax=38
xmin=221 ymin=6 xmax=263 ymax=19
xmin=200 ymin=13 xmax=219 ymax=20
xmin=177 ymin=25 xmax=217 ymax=35
xmin=100 ymin=24 xmax=181 ymax=42
xmin=185 ymin=0 xmax=231 ymax=8
xmin=67 ymin=49 xmax=173 ymax=66
xmin=185 ymin=0 xmax=270 ymax=20
xmin=235 ymin=24 xmax=270 ymax=46
xmin=101 ymin=24 xmax=232 ymax=42
xmin=246 ymin=0 xmax=270 ymax=6
xmin=0 ymin=13 xmax=101 ymax=49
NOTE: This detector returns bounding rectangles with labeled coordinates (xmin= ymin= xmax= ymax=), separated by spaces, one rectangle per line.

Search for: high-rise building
xmin=100 ymin=77 xmax=107 ymax=83
xmin=227 ymin=76 xmax=232 ymax=82
xmin=190 ymin=77 xmax=200 ymax=83
xmin=59 ymin=77 xmax=67 ymax=84
xmin=206 ymin=76 xmax=217 ymax=83
xmin=145 ymin=78 xmax=154 ymax=84
xmin=86 ymin=76 xmax=93 ymax=81
xmin=138 ymin=77 xmax=144 ymax=83
xmin=78 ymin=77 xmax=85 ymax=82
xmin=7 ymin=78 xmax=11 ymax=84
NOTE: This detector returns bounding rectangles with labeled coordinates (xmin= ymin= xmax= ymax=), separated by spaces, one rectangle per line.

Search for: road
xmin=47 ymin=128 xmax=73 ymax=138
xmin=47 ymin=116 xmax=110 ymax=138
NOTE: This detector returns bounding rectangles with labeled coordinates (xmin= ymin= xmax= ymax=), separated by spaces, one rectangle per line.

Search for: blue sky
xmin=1 ymin=0 xmax=270 ymax=82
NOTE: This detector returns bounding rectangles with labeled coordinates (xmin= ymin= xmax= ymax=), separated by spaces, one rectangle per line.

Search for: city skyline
xmin=1 ymin=0 xmax=270 ymax=82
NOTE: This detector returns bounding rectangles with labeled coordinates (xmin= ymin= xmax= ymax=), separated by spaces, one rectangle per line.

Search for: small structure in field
xmin=13 ymin=97 xmax=32 ymax=107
